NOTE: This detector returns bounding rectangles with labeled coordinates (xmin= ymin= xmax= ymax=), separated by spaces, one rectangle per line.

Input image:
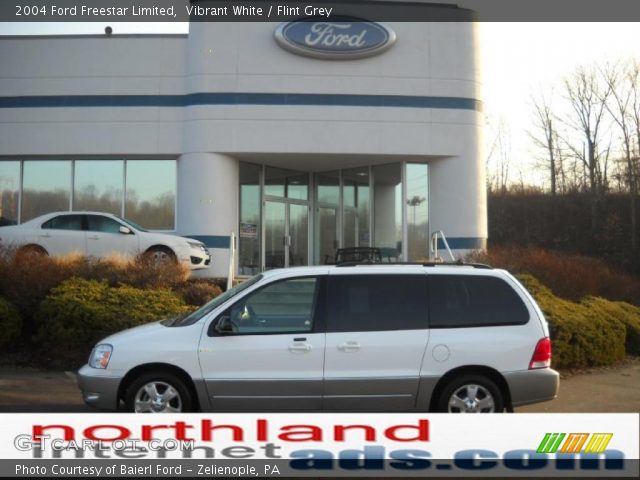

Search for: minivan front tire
xmin=125 ymin=372 xmax=192 ymax=413
xmin=437 ymin=375 xmax=504 ymax=413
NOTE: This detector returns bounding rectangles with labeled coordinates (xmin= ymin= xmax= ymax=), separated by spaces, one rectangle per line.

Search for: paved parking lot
xmin=1 ymin=360 xmax=638 ymax=413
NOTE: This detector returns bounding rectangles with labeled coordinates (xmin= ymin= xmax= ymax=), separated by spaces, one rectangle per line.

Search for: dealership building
xmin=0 ymin=1 xmax=486 ymax=278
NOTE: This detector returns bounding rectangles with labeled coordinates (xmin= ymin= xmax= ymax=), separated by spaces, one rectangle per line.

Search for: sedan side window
xmin=42 ymin=214 xmax=85 ymax=231
xmin=87 ymin=215 xmax=125 ymax=234
xmin=220 ymin=277 xmax=319 ymax=335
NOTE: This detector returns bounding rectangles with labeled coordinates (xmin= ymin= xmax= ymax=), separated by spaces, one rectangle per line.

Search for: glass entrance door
xmin=317 ymin=206 xmax=338 ymax=264
xmin=288 ymin=203 xmax=309 ymax=267
xmin=264 ymin=201 xmax=286 ymax=269
xmin=264 ymin=200 xmax=309 ymax=270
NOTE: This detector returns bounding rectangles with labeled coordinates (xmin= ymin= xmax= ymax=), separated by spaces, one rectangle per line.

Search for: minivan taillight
xmin=529 ymin=337 xmax=552 ymax=369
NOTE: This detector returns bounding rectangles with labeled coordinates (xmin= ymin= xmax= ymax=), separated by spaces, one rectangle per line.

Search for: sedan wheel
xmin=145 ymin=247 xmax=176 ymax=266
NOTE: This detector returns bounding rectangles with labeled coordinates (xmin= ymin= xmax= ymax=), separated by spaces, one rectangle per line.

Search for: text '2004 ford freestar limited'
xmin=78 ymin=264 xmax=559 ymax=413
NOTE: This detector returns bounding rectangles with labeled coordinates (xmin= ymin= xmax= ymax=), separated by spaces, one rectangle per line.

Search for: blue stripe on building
xmin=188 ymin=235 xmax=231 ymax=249
xmin=0 ymin=93 xmax=482 ymax=111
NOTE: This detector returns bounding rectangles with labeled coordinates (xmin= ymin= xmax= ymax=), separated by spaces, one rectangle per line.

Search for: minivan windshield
xmin=165 ymin=274 xmax=263 ymax=327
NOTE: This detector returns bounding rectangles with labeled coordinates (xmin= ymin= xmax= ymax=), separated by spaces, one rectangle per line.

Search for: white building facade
xmin=0 ymin=3 xmax=486 ymax=277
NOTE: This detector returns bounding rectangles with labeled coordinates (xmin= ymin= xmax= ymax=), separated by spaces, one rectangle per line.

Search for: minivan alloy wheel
xmin=448 ymin=384 xmax=495 ymax=413
xmin=134 ymin=381 xmax=182 ymax=413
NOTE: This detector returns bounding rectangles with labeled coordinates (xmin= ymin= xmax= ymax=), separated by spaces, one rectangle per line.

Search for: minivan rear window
xmin=328 ymin=274 xmax=428 ymax=332
xmin=428 ymin=275 xmax=529 ymax=328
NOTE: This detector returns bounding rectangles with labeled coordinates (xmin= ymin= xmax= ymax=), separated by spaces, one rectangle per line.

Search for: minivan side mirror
xmin=214 ymin=315 xmax=234 ymax=335
xmin=119 ymin=226 xmax=132 ymax=235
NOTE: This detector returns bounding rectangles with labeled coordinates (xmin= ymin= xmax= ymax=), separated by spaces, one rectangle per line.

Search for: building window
xmin=22 ymin=160 xmax=72 ymax=222
xmin=343 ymin=167 xmax=370 ymax=248
xmin=1 ymin=158 xmax=176 ymax=230
xmin=239 ymin=162 xmax=261 ymax=276
xmin=373 ymin=163 xmax=403 ymax=261
xmin=74 ymin=160 xmax=124 ymax=215
xmin=406 ymin=163 xmax=429 ymax=261
xmin=315 ymin=171 xmax=340 ymax=264
xmin=264 ymin=167 xmax=309 ymax=201
xmin=125 ymin=160 xmax=176 ymax=230
xmin=0 ymin=161 xmax=20 ymax=226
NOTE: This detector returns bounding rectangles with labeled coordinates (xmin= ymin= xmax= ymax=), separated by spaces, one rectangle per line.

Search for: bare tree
xmin=529 ymin=90 xmax=562 ymax=195
xmin=601 ymin=63 xmax=640 ymax=258
xmin=562 ymin=65 xmax=613 ymax=231
xmin=486 ymin=116 xmax=512 ymax=194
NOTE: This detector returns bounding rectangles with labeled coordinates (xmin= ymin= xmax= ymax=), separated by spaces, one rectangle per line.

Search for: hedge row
xmin=0 ymin=249 xmax=222 ymax=346
xmin=470 ymin=246 xmax=640 ymax=305
xmin=518 ymin=274 xmax=640 ymax=369
xmin=0 ymin=297 xmax=22 ymax=350
xmin=35 ymin=278 xmax=193 ymax=365
xmin=0 ymin=251 xmax=191 ymax=326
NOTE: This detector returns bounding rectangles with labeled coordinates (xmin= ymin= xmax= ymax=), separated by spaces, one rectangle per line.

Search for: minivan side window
xmin=428 ymin=275 xmax=529 ymax=328
xmin=328 ymin=275 xmax=428 ymax=332
xmin=222 ymin=277 xmax=320 ymax=335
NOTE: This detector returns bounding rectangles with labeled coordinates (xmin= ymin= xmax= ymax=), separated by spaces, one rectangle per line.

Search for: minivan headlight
xmin=89 ymin=344 xmax=112 ymax=369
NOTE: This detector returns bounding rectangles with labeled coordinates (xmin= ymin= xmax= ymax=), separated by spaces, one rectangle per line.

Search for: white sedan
xmin=0 ymin=211 xmax=211 ymax=270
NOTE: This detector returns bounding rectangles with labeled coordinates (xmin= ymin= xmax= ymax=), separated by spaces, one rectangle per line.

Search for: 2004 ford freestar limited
xmin=77 ymin=264 xmax=559 ymax=413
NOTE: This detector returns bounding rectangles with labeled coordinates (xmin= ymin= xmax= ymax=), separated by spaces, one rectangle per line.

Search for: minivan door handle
xmin=289 ymin=342 xmax=312 ymax=353
xmin=337 ymin=341 xmax=361 ymax=353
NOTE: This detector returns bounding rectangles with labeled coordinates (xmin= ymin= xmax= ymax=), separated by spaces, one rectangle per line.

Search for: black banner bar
xmin=3 ymin=0 xmax=640 ymax=23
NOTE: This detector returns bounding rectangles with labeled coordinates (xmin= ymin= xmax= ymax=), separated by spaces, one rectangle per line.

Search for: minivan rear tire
xmin=437 ymin=375 xmax=504 ymax=413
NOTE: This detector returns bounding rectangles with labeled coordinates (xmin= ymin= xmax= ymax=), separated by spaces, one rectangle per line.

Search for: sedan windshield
xmin=116 ymin=216 xmax=148 ymax=232
xmin=166 ymin=274 xmax=264 ymax=327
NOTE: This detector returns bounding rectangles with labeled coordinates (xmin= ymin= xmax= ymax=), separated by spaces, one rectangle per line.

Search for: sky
xmin=2 ymin=22 xmax=640 ymax=187
xmin=480 ymin=23 xmax=640 ymax=186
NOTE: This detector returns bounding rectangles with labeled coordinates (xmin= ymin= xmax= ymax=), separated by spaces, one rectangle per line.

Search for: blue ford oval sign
xmin=275 ymin=17 xmax=396 ymax=60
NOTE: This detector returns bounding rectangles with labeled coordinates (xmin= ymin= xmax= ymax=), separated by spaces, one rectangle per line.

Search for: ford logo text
xmin=275 ymin=17 xmax=397 ymax=60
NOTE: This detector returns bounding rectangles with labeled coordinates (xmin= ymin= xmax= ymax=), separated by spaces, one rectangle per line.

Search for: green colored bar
xmin=537 ymin=433 xmax=566 ymax=453
xmin=550 ymin=433 xmax=566 ymax=453
xmin=537 ymin=433 xmax=553 ymax=453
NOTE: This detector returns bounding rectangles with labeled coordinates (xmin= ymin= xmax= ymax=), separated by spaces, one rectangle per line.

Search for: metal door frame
xmin=262 ymin=195 xmax=310 ymax=270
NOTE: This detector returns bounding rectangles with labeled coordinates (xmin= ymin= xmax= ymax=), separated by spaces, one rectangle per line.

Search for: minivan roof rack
xmin=335 ymin=261 xmax=493 ymax=269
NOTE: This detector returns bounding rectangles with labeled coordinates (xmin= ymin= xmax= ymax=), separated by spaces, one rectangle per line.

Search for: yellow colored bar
xmin=593 ymin=433 xmax=613 ymax=454
xmin=584 ymin=434 xmax=599 ymax=453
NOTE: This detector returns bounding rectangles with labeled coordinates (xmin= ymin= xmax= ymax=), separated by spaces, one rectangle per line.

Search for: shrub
xmin=179 ymin=280 xmax=223 ymax=306
xmin=0 ymin=249 xmax=189 ymax=336
xmin=0 ymin=297 xmax=22 ymax=349
xmin=469 ymin=246 xmax=640 ymax=305
xmin=583 ymin=297 xmax=640 ymax=356
xmin=35 ymin=278 xmax=192 ymax=366
xmin=84 ymin=254 xmax=190 ymax=290
xmin=517 ymin=274 xmax=628 ymax=369
xmin=0 ymin=252 xmax=85 ymax=325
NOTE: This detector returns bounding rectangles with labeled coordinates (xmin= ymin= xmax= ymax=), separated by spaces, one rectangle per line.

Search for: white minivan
xmin=77 ymin=264 xmax=559 ymax=413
